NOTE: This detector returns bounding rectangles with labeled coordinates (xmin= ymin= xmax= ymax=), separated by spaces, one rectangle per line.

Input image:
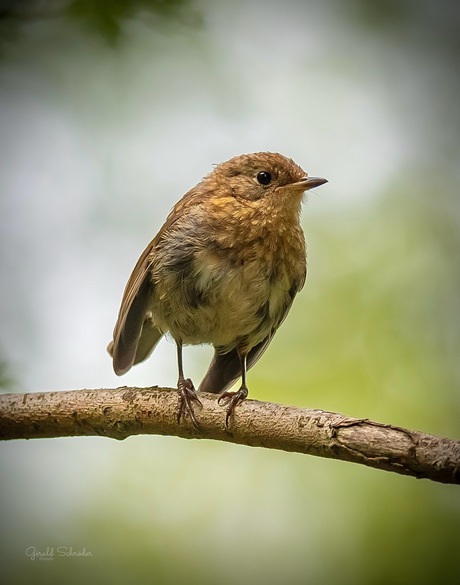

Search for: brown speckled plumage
xmin=108 ymin=152 xmax=327 ymax=426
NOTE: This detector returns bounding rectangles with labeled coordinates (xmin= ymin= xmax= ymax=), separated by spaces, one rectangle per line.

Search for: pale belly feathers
xmin=149 ymin=243 xmax=302 ymax=352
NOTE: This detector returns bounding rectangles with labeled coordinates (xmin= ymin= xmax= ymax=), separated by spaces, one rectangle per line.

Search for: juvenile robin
xmin=108 ymin=152 xmax=327 ymax=427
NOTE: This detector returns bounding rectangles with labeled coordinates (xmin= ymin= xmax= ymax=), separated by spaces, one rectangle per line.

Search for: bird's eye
xmin=256 ymin=171 xmax=272 ymax=186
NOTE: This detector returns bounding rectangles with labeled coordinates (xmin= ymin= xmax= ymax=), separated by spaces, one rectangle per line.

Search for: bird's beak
xmin=293 ymin=176 xmax=328 ymax=191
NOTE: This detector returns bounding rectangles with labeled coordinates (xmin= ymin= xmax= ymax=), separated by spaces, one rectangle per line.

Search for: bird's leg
xmin=176 ymin=340 xmax=202 ymax=428
xmin=218 ymin=351 xmax=249 ymax=428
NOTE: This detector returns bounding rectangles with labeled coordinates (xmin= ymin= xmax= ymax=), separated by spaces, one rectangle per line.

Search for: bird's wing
xmin=199 ymin=274 xmax=306 ymax=394
xmin=107 ymin=240 xmax=162 ymax=375
xmin=108 ymin=187 xmax=202 ymax=375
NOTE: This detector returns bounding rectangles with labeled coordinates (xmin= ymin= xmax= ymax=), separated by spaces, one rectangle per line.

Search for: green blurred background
xmin=1 ymin=1 xmax=459 ymax=583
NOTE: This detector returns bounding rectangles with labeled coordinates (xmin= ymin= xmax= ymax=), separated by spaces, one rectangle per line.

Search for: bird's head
xmin=210 ymin=152 xmax=327 ymax=204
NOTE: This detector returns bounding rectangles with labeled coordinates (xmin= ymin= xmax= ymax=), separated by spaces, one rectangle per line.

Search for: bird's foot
xmin=177 ymin=378 xmax=202 ymax=429
xmin=218 ymin=385 xmax=248 ymax=428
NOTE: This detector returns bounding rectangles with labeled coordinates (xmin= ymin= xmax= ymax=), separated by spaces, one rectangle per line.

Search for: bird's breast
xmin=150 ymin=204 xmax=306 ymax=350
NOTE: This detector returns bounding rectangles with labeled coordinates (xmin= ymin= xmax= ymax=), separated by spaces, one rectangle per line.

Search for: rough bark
xmin=0 ymin=386 xmax=459 ymax=485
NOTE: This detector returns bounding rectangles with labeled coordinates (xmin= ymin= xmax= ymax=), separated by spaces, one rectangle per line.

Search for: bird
xmin=107 ymin=152 xmax=327 ymax=427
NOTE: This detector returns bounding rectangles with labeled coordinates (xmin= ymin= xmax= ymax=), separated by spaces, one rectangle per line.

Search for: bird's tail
xmin=198 ymin=337 xmax=271 ymax=394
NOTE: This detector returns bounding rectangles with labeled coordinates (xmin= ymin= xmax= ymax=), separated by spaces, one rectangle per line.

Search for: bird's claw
xmin=218 ymin=386 xmax=248 ymax=428
xmin=177 ymin=378 xmax=202 ymax=429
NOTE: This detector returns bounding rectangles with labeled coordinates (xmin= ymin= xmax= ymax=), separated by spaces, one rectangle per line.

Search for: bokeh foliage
xmin=1 ymin=1 xmax=459 ymax=584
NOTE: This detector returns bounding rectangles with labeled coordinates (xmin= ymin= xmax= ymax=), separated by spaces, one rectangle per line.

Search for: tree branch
xmin=0 ymin=386 xmax=459 ymax=485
